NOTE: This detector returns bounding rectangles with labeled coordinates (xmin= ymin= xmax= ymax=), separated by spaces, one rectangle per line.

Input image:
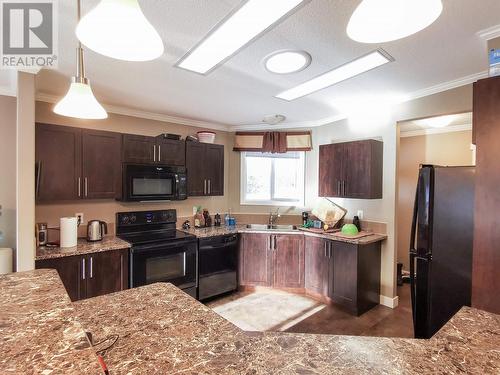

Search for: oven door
xmin=124 ymin=165 xmax=177 ymax=201
xmin=130 ymin=240 xmax=197 ymax=290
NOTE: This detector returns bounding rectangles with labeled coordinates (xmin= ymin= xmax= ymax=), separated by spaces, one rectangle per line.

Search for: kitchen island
xmin=1 ymin=269 xmax=498 ymax=374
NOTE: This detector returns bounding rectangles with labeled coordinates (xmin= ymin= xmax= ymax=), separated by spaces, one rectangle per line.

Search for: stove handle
xmin=131 ymin=239 xmax=195 ymax=253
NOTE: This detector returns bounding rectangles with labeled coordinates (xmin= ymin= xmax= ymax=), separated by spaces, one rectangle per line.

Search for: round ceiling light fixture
xmin=347 ymin=0 xmax=443 ymax=43
xmin=264 ymin=50 xmax=311 ymax=74
xmin=263 ymin=114 xmax=286 ymax=125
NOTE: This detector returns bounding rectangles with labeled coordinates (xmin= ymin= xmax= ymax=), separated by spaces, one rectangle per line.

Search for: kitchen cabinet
xmin=273 ymin=234 xmax=304 ymax=289
xmin=122 ymin=134 xmax=185 ymax=166
xmin=304 ymin=236 xmax=330 ymax=296
xmin=319 ymin=139 xmax=383 ymax=199
xmin=472 ymin=76 xmax=500 ymax=314
xmin=238 ymin=233 xmax=304 ymax=289
xmin=36 ymin=249 xmax=129 ymax=301
xmin=186 ymin=141 xmax=224 ymax=196
xmin=239 ymin=233 xmax=272 ymax=286
xmin=35 ymin=124 xmax=121 ymax=201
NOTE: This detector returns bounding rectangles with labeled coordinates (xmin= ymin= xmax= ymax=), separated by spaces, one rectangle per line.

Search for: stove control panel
xmin=116 ymin=209 xmax=177 ymax=227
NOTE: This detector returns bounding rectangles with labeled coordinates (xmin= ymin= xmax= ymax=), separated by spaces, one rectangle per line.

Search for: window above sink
xmin=240 ymin=151 xmax=305 ymax=207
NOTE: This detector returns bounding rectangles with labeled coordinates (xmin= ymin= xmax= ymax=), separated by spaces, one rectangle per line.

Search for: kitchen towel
xmin=0 ymin=248 xmax=13 ymax=274
xmin=60 ymin=217 xmax=78 ymax=248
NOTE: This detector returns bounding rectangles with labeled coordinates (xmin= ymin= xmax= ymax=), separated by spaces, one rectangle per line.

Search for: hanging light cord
xmin=75 ymin=0 xmax=86 ymax=82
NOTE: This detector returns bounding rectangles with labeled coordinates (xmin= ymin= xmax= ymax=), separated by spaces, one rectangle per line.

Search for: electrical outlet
xmin=75 ymin=213 xmax=84 ymax=225
xmin=356 ymin=210 xmax=364 ymax=220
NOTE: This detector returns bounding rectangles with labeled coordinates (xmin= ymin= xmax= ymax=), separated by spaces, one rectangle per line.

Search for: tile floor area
xmin=207 ymin=284 xmax=413 ymax=338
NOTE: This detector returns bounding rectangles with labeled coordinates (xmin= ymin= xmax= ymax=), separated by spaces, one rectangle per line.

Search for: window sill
xmin=240 ymin=200 xmax=305 ymax=208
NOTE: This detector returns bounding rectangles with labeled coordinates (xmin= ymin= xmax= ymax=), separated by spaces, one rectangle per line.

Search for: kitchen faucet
xmin=269 ymin=208 xmax=281 ymax=226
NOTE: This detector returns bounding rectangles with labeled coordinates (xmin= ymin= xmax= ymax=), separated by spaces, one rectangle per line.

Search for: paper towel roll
xmin=60 ymin=217 xmax=78 ymax=248
xmin=0 ymin=248 xmax=13 ymax=274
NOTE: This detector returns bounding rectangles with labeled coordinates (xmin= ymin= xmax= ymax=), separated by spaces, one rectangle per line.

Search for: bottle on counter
xmin=353 ymin=215 xmax=361 ymax=231
xmin=203 ymin=209 xmax=212 ymax=227
xmin=214 ymin=213 xmax=221 ymax=227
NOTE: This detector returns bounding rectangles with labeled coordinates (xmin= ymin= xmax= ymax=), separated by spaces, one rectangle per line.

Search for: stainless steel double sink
xmin=245 ymin=224 xmax=298 ymax=232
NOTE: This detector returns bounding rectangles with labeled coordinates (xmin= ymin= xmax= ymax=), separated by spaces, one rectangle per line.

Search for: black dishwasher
xmin=198 ymin=234 xmax=238 ymax=300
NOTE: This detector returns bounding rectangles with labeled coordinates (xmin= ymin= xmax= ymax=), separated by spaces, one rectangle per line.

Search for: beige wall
xmin=35 ymin=101 xmax=232 ymax=235
xmin=0 ymin=95 xmax=17 ymax=255
xmin=397 ymin=130 xmax=474 ymax=270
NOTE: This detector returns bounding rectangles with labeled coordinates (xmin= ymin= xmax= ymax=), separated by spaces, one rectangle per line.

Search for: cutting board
xmin=331 ymin=231 xmax=373 ymax=240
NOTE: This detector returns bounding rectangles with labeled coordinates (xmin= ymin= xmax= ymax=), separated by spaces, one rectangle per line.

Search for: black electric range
xmin=116 ymin=209 xmax=198 ymax=298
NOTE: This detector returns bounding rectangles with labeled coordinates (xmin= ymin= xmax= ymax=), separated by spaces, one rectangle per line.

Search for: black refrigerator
xmin=409 ymin=165 xmax=474 ymax=339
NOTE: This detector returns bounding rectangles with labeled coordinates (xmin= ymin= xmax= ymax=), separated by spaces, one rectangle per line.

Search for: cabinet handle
xmin=328 ymin=243 xmax=333 ymax=258
xmin=337 ymin=180 xmax=341 ymax=195
xmin=36 ymin=161 xmax=42 ymax=197
xmin=324 ymin=241 xmax=328 ymax=257
xmin=158 ymin=145 xmax=161 ymax=162
xmin=84 ymin=177 xmax=88 ymax=197
xmin=208 ymin=179 xmax=211 ymax=195
xmin=267 ymin=236 xmax=271 ymax=251
xmin=274 ymin=236 xmax=277 ymax=251
xmin=82 ymin=258 xmax=86 ymax=280
xmin=342 ymin=181 xmax=346 ymax=196
xmin=204 ymin=179 xmax=207 ymax=195
xmin=90 ymin=256 xmax=93 ymax=278
xmin=78 ymin=177 xmax=81 ymax=197
xmin=153 ymin=145 xmax=156 ymax=162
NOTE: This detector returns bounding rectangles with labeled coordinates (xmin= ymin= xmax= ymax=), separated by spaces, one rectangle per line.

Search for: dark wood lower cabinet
xmin=36 ymin=248 xmax=129 ymax=302
xmin=240 ymin=233 xmax=382 ymax=316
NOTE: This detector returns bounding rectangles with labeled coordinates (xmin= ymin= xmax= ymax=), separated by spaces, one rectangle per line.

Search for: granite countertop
xmin=74 ymin=282 xmax=500 ymax=374
xmin=0 ymin=269 xmax=101 ymax=374
xmin=36 ymin=236 xmax=131 ymax=260
xmin=182 ymin=225 xmax=387 ymax=245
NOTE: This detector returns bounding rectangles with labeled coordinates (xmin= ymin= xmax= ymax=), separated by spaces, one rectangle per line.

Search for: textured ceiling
xmin=33 ymin=0 xmax=500 ymax=128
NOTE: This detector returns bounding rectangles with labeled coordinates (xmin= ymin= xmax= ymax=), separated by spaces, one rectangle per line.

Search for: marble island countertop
xmin=182 ymin=225 xmax=387 ymax=245
xmin=36 ymin=236 xmax=131 ymax=261
xmin=2 ymin=270 xmax=498 ymax=374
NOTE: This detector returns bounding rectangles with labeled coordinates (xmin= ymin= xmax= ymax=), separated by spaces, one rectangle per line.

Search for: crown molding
xmin=405 ymin=71 xmax=488 ymax=102
xmin=477 ymin=24 xmax=500 ymax=40
xmin=400 ymin=123 xmax=472 ymax=138
xmin=35 ymin=92 xmax=232 ymax=132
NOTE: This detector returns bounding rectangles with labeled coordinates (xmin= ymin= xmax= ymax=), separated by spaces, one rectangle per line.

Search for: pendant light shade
xmin=347 ymin=0 xmax=443 ymax=43
xmin=54 ymin=81 xmax=107 ymax=119
xmin=76 ymin=0 xmax=164 ymax=61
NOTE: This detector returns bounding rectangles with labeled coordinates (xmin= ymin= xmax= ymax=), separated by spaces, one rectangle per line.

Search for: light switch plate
xmin=356 ymin=210 xmax=364 ymax=220
xmin=75 ymin=213 xmax=84 ymax=225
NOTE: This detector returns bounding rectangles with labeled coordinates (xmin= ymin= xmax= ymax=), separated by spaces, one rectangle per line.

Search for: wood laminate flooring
xmin=207 ymin=284 xmax=414 ymax=338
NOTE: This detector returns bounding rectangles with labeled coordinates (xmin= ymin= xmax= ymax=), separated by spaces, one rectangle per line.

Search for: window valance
xmin=233 ymin=131 xmax=312 ymax=153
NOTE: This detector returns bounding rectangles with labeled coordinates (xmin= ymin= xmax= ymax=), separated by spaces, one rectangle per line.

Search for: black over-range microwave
xmin=121 ymin=164 xmax=187 ymax=202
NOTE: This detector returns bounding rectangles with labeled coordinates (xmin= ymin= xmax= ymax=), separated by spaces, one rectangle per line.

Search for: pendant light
xmin=54 ymin=0 xmax=107 ymax=119
xmin=347 ymin=0 xmax=443 ymax=43
xmin=76 ymin=0 xmax=164 ymax=62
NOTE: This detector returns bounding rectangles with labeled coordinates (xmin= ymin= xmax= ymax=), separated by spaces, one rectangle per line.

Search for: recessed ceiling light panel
xmin=276 ymin=49 xmax=394 ymax=101
xmin=176 ymin=0 xmax=309 ymax=74
xmin=264 ymin=50 xmax=311 ymax=74
xmin=347 ymin=0 xmax=443 ymax=43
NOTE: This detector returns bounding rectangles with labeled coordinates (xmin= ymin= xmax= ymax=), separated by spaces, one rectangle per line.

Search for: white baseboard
xmin=380 ymin=295 xmax=399 ymax=309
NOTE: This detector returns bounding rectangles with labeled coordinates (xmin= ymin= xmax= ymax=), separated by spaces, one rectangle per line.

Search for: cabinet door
xmin=35 ymin=124 xmax=81 ymax=201
xmin=239 ymin=233 xmax=272 ymax=286
xmin=331 ymin=242 xmax=358 ymax=310
xmin=186 ymin=141 xmax=207 ymax=196
xmin=85 ymin=249 xmax=129 ymax=299
xmin=122 ymin=134 xmax=155 ymax=164
xmin=304 ymin=236 xmax=329 ymax=295
xmin=205 ymin=144 xmax=224 ymax=196
xmin=344 ymin=140 xmax=382 ymax=199
xmin=82 ymin=129 xmax=121 ymax=199
xmin=318 ymin=143 xmax=344 ymax=197
xmin=273 ymin=234 xmax=304 ymax=289
xmin=36 ymin=255 xmax=85 ymax=302
xmin=157 ymin=139 xmax=185 ymax=166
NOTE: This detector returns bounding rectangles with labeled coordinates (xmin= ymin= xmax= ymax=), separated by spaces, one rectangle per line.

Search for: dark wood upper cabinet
xmin=36 ymin=124 xmax=121 ymax=201
xmin=157 ymin=138 xmax=185 ymax=166
xmin=35 ymin=248 xmax=129 ymax=302
xmin=304 ymin=236 xmax=329 ymax=296
xmin=319 ymin=139 xmax=383 ymax=199
xmin=82 ymin=129 xmax=121 ymax=199
xmin=239 ymin=233 xmax=272 ymax=287
xmin=122 ymin=135 xmax=185 ymax=166
xmin=35 ymin=124 xmax=82 ymax=201
xmin=273 ymin=234 xmax=304 ymax=289
xmin=186 ymin=142 xmax=224 ymax=197
xmin=122 ymin=134 xmax=156 ymax=164
xmin=472 ymin=76 xmax=500 ymax=314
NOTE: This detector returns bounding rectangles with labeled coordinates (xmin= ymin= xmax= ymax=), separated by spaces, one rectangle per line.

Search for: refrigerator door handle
xmin=409 ymin=252 xmax=417 ymax=332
